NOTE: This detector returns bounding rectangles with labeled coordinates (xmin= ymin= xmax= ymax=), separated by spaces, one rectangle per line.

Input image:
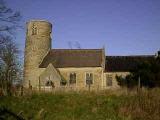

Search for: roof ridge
xmin=107 ymin=55 xmax=154 ymax=57
xmin=50 ymin=49 xmax=102 ymax=51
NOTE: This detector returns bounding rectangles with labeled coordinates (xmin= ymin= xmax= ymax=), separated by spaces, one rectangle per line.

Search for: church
xmin=23 ymin=20 xmax=155 ymax=91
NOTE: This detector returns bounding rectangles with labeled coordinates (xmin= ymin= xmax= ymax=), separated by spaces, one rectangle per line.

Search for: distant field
xmin=0 ymin=89 xmax=160 ymax=120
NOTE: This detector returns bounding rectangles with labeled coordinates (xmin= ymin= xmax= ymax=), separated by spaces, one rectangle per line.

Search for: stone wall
xmin=57 ymin=67 xmax=103 ymax=90
xmin=23 ymin=20 xmax=52 ymax=88
xmin=36 ymin=66 xmax=129 ymax=91
xmin=104 ymin=72 xmax=129 ymax=89
xmin=39 ymin=64 xmax=61 ymax=88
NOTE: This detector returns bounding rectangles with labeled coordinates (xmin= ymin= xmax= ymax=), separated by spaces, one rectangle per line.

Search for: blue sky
xmin=6 ymin=0 xmax=160 ymax=55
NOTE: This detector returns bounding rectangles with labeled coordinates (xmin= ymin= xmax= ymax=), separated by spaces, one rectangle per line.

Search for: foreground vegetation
xmin=0 ymin=88 xmax=160 ymax=120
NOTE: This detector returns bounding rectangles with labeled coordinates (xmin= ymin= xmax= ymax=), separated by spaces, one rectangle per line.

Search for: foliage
xmin=60 ymin=74 xmax=67 ymax=86
xmin=60 ymin=79 xmax=67 ymax=86
xmin=0 ymin=89 xmax=160 ymax=120
xmin=116 ymin=57 xmax=160 ymax=88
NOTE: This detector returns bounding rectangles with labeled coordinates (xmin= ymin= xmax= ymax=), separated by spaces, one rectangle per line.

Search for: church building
xmin=23 ymin=20 xmax=155 ymax=91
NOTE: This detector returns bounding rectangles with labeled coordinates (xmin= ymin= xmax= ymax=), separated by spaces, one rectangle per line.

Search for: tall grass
xmin=0 ymin=88 xmax=160 ymax=120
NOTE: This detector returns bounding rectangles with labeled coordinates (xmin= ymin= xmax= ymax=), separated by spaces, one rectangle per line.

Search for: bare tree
xmin=0 ymin=0 xmax=22 ymax=37
xmin=74 ymin=41 xmax=81 ymax=49
xmin=68 ymin=41 xmax=73 ymax=49
xmin=0 ymin=36 xmax=21 ymax=95
xmin=0 ymin=0 xmax=22 ymax=95
xmin=67 ymin=41 xmax=81 ymax=49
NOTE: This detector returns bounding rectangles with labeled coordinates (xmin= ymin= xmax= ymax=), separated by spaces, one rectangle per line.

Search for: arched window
xmin=86 ymin=73 xmax=93 ymax=85
xmin=106 ymin=74 xmax=112 ymax=86
xmin=69 ymin=73 xmax=76 ymax=85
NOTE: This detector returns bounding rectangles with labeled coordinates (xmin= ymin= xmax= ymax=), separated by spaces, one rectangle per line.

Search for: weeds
xmin=0 ymin=89 xmax=160 ymax=120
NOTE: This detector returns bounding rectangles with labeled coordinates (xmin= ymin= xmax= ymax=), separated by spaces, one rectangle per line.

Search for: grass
xmin=0 ymin=89 xmax=160 ymax=120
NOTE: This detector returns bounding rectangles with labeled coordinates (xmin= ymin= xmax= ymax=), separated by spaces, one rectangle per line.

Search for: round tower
xmin=24 ymin=20 xmax=52 ymax=88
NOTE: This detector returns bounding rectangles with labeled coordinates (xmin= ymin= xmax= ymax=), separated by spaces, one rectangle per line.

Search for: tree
xmin=0 ymin=36 xmax=21 ymax=95
xmin=0 ymin=0 xmax=22 ymax=95
xmin=74 ymin=41 xmax=81 ymax=49
xmin=116 ymin=57 xmax=160 ymax=88
xmin=67 ymin=41 xmax=81 ymax=49
xmin=0 ymin=0 xmax=21 ymax=37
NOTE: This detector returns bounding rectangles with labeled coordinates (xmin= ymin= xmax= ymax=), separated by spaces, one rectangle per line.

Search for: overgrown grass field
xmin=0 ymin=89 xmax=160 ymax=120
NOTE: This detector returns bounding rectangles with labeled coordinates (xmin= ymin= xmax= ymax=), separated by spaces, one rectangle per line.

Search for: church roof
xmin=40 ymin=49 xmax=155 ymax=72
xmin=39 ymin=49 xmax=103 ymax=68
xmin=105 ymin=55 xmax=155 ymax=72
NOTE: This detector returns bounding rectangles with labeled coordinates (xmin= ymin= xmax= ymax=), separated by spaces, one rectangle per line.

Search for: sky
xmin=6 ymin=0 xmax=160 ymax=55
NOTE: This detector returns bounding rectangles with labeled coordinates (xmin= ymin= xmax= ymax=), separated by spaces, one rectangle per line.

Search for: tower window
xmin=86 ymin=73 xmax=93 ymax=85
xmin=32 ymin=24 xmax=37 ymax=35
xmin=69 ymin=73 xmax=76 ymax=85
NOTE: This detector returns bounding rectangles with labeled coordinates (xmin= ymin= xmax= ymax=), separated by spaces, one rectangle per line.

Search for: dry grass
xmin=119 ymin=88 xmax=160 ymax=120
xmin=0 ymin=88 xmax=160 ymax=120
